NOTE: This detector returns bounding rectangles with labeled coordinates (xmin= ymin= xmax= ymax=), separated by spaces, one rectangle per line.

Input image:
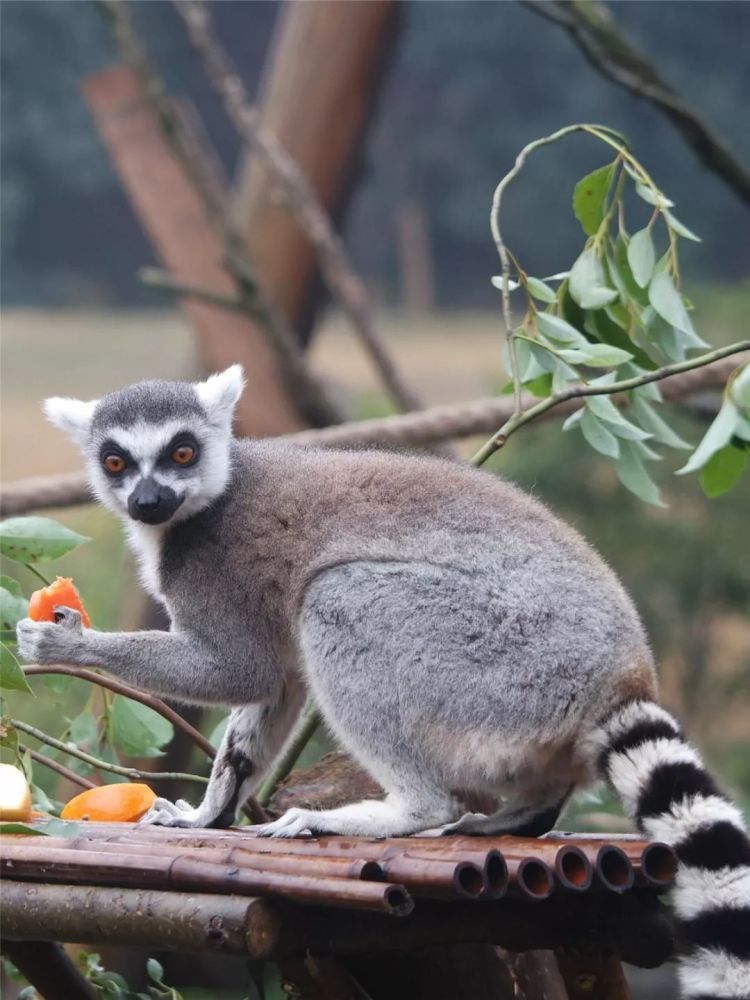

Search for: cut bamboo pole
xmin=0 ymin=844 xmax=412 ymax=916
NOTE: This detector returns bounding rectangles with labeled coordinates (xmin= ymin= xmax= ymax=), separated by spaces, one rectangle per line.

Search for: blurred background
xmin=1 ymin=1 xmax=749 ymax=997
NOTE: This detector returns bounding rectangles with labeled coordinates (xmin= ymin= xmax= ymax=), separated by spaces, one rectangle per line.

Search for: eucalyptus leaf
xmin=677 ymin=398 xmax=739 ymax=475
xmin=573 ymin=161 xmax=616 ymax=236
xmin=629 ymin=396 xmax=691 ymax=450
xmin=664 ymin=210 xmax=701 ymax=242
xmin=0 ymin=643 xmax=33 ymax=695
xmin=524 ymin=373 xmax=554 ymax=398
xmin=616 ymin=440 xmax=666 ymax=507
xmin=110 ymin=696 xmax=173 ymax=758
xmin=0 ymin=583 xmax=28 ymax=631
xmin=0 ymin=717 xmax=19 ymax=753
xmin=536 ymin=312 xmax=588 ymax=346
xmin=581 ymin=409 xmax=620 ymax=458
xmin=648 ymin=271 xmax=697 ymax=339
xmin=699 ymin=444 xmax=747 ymax=498
xmin=729 ymin=364 xmax=750 ymax=411
xmin=0 ymin=823 xmax=47 ymax=836
xmin=527 ymin=341 xmax=562 ymax=375
xmin=627 ymin=228 xmax=656 ymax=288
xmin=562 ymin=409 xmax=584 ymax=432
xmin=526 ymin=276 xmax=557 ymax=303
xmin=585 ymin=395 xmax=652 ymax=440
xmin=634 ymin=182 xmax=674 ymax=208
xmin=569 ymin=249 xmax=618 ymax=311
xmin=558 ymin=344 xmax=633 ymax=368
xmin=613 ymin=238 xmax=649 ymax=307
xmin=0 ymin=517 xmax=90 ymax=565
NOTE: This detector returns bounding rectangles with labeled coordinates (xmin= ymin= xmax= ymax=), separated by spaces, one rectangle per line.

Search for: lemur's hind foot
xmin=440 ymin=788 xmax=571 ymax=837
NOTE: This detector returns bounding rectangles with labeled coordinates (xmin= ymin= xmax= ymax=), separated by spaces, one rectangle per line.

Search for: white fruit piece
xmin=0 ymin=763 xmax=32 ymax=822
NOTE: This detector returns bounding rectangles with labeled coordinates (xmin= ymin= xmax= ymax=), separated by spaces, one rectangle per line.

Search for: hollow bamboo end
xmin=384 ymin=884 xmax=414 ymax=917
xmin=555 ymin=846 xmax=592 ymax=892
xmin=455 ymin=862 xmax=484 ymax=898
xmin=484 ymin=850 xmax=508 ymax=898
xmin=596 ymin=845 xmax=634 ymax=892
xmin=516 ymin=858 xmax=554 ymax=900
xmin=640 ymin=842 xmax=677 ymax=886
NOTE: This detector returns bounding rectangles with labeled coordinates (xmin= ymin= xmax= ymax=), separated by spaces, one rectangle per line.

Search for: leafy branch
xmin=486 ymin=122 xmax=750 ymax=504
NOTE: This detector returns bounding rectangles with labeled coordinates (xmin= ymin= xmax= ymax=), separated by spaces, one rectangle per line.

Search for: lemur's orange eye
xmin=172 ymin=445 xmax=195 ymax=465
xmin=103 ymin=454 xmax=126 ymax=474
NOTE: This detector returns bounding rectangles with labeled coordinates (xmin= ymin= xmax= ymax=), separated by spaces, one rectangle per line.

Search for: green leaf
xmin=616 ymin=440 xmax=666 ymax=507
xmin=147 ymin=959 xmax=165 ymax=984
xmin=569 ymin=249 xmax=618 ymax=310
xmin=586 ymin=308 xmax=658 ymax=372
xmin=612 ymin=239 xmax=649 ymax=307
xmin=648 ymin=271 xmax=696 ymax=339
xmin=581 ymin=409 xmax=620 ymax=458
xmin=629 ymin=396 xmax=691 ymax=450
xmin=0 ymin=823 xmax=48 ymax=836
xmin=69 ymin=708 xmax=100 ymax=748
xmin=35 ymin=818 xmax=81 ymax=838
xmin=562 ymin=409 xmax=584 ymax=432
xmin=110 ymin=697 xmax=173 ymax=758
xmin=0 ymin=517 xmax=90 ymax=565
xmin=627 ymin=228 xmax=656 ymax=288
xmin=586 ymin=395 xmax=652 ymax=440
xmin=699 ymin=444 xmax=747 ymax=498
xmin=536 ymin=312 xmax=588 ymax=347
xmin=516 ymin=337 xmax=547 ymax=382
xmin=634 ymin=182 xmax=674 ymax=209
xmin=677 ymin=398 xmax=739 ymax=475
xmin=0 ymin=643 xmax=33 ymax=695
xmin=558 ymin=344 xmax=633 ymax=368
xmin=664 ymin=210 xmax=701 ymax=242
xmin=0 ymin=583 xmax=28 ymax=632
xmin=524 ymin=373 xmax=554 ymax=398
xmin=0 ymin=717 xmax=19 ymax=754
xmin=573 ymin=162 xmax=616 ymax=236
xmin=525 ymin=276 xmax=557 ymax=303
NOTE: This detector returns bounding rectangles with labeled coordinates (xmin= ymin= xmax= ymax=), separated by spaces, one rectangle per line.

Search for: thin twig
xmin=12 ymin=719 xmax=208 ymax=785
xmin=521 ymin=0 xmax=750 ymax=205
xmin=20 ymin=744 xmax=97 ymax=791
xmin=256 ymin=700 xmax=322 ymax=808
xmin=172 ymin=0 xmax=425 ymax=415
xmin=24 ymin=565 xmax=53 ymax=588
xmin=139 ymin=267 xmax=244 ymax=312
xmin=23 ymin=665 xmax=216 ymax=761
xmin=98 ymin=0 xmax=342 ymax=431
xmin=470 ymin=340 xmax=750 ymax=466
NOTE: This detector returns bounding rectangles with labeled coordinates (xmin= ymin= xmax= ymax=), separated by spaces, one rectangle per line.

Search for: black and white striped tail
xmin=595 ymin=699 xmax=750 ymax=1000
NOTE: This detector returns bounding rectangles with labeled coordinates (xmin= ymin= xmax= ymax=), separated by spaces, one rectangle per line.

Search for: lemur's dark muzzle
xmin=128 ymin=477 xmax=183 ymax=525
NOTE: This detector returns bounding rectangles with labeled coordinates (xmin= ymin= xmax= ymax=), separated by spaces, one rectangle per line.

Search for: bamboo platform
xmin=0 ymin=822 xmax=678 ymax=999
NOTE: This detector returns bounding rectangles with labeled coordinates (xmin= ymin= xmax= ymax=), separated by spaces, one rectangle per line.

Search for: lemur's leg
xmin=16 ymin=609 xmax=245 ymax=705
xmin=144 ymin=684 xmax=305 ymax=829
xmin=256 ymin=563 xmax=459 ymax=839
xmin=440 ymin=784 xmax=573 ymax=837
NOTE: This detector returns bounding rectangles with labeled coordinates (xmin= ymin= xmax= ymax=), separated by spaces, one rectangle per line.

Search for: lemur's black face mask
xmin=127 ymin=477 xmax=184 ymax=525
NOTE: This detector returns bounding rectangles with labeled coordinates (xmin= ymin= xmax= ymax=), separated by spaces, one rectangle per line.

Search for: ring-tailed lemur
xmin=16 ymin=366 xmax=750 ymax=999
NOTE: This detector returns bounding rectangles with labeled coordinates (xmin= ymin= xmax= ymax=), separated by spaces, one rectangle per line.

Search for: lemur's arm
xmin=16 ymin=608 xmax=253 ymax=705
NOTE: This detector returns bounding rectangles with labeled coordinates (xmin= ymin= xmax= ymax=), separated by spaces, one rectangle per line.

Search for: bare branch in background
xmin=1 ymin=355 xmax=742 ymax=516
xmin=521 ymin=0 xmax=750 ymax=205
xmin=99 ymin=0 xmax=342 ymax=430
xmin=172 ymin=0 xmax=426 ymax=414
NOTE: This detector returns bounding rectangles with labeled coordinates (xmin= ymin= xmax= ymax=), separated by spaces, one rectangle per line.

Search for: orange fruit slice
xmin=60 ymin=782 xmax=156 ymax=822
xmin=29 ymin=577 xmax=91 ymax=628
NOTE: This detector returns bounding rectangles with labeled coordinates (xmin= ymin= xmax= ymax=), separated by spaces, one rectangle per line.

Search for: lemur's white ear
xmin=195 ymin=365 xmax=245 ymax=424
xmin=43 ymin=397 xmax=99 ymax=448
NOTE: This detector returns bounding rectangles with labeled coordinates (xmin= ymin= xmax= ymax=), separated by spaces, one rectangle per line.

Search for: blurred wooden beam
xmin=83 ymin=65 xmax=305 ymax=437
xmin=233 ymin=0 xmax=400 ymax=340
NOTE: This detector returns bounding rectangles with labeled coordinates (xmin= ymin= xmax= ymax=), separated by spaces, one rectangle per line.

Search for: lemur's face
xmin=44 ymin=366 xmax=244 ymax=527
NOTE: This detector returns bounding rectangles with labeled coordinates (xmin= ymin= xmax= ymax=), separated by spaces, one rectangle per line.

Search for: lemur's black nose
xmin=128 ymin=478 xmax=182 ymax=524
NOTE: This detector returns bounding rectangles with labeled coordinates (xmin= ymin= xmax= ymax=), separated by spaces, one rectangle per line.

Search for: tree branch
xmin=1 ymin=355 xmax=743 ymax=515
xmin=12 ymin=719 xmax=209 ymax=786
xmin=171 ymin=0 xmax=426 ymax=414
xmin=521 ymin=0 xmax=750 ymax=205
xmin=471 ymin=340 xmax=750 ymax=466
xmin=98 ymin=0 xmax=343 ymax=430
xmin=20 ymin=744 xmax=97 ymax=791
xmin=22 ymin=665 xmax=216 ymax=761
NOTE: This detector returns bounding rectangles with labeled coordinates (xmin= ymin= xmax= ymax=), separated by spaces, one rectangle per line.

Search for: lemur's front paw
xmin=141 ymin=797 xmax=206 ymax=829
xmin=254 ymin=807 xmax=315 ymax=838
xmin=16 ymin=610 xmax=85 ymax=664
